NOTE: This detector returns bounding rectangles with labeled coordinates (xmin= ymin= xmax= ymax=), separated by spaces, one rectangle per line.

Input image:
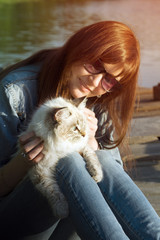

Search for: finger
xmin=89 ymin=123 xmax=98 ymax=131
xmin=19 ymin=131 xmax=35 ymax=144
xmin=85 ymin=113 xmax=97 ymax=122
xmin=88 ymin=125 xmax=98 ymax=137
xmin=20 ymin=150 xmax=44 ymax=165
xmin=87 ymin=120 xmax=98 ymax=130
xmin=33 ymin=152 xmax=45 ymax=163
xmin=23 ymin=137 xmax=43 ymax=154
xmin=86 ymin=117 xmax=98 ymax=134
xmin=27 ymin=142 xmax=44 ymax=161
xmin=83 ymin=108 xmax=95 ymax=118
xmin=87 ymin=116 xmax=98 ymax=124
xmin=86 ymin=116 xmax=98 ymax=132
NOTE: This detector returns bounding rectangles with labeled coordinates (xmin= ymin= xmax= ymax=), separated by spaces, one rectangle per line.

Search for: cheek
xmin=67 ymin=71 xmax=77 ymax=95
xmin=68 ymin=68 xmax=77 ymax=86
xmin=70 ymin=64 xmax=86 ymax=80
xmin=68 ymin=68 xmax=79 ymax=89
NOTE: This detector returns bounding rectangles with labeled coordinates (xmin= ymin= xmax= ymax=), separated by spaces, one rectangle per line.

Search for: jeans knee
xmin=55 ymin=152 xmax=92 ymax=198
xmin=56 ymin=152 xmax=85 ymax=172
xmin=55 ymin=152 xmax=86 ymax=186
xmin=95 ymin=150 xmax=124 ymax=181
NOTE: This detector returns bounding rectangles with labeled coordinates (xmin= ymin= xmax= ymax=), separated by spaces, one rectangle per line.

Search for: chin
xmin=71 ymin=90 xmax=85 ymax=99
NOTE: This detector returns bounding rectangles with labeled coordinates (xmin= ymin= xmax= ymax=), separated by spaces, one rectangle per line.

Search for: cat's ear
xmin=54 ymin=107 xmax=71 ymax=122
xmin=73 ymin=97 xmax=87 ymax=109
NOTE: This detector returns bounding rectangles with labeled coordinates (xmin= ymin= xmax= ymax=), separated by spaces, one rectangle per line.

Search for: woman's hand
xmin=19 ymin=131 xmax=44 ymax=164
xmin=83 ymin=108 xmax=99 ymax=150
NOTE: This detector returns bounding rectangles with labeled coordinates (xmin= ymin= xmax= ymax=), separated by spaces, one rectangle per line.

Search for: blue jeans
xmin=0 ymin=150 xmax=160 ymax=239
xmin=55 ymin=150 xmax=160 ymax=240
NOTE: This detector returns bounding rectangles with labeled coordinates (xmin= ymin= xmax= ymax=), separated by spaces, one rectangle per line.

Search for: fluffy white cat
xmin=22 ymin=97 xmax=103 ymax=218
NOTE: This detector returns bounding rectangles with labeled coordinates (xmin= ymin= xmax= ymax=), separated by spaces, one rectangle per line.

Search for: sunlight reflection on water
xmin=0 ymin=0 xmax=160 ymax=87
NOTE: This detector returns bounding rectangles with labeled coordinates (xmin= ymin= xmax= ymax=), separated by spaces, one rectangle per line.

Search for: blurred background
xmin=0 ymin=0 xmax=160 ymax=88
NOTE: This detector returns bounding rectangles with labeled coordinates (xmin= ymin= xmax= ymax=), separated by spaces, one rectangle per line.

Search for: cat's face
xmin=31 ymin=97 xmax=88 ymax=145
xmin=47 ymin=105 xmax=88 ymax=143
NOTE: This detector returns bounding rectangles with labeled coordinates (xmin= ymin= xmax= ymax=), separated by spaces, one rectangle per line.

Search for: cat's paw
xmin=87 ymin=164 xmax=103 ymax=183
xmin=92 ymin=166 xmax=103 ymax=183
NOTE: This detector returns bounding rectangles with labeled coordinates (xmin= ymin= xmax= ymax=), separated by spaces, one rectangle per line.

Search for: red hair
xmin=53 ymin=21 xmax=140 ymax=147
xmin=0 ymin=21 xmax=140 ymax=147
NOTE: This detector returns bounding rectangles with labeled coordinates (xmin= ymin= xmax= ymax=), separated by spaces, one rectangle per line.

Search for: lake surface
xmin=0 ymin=0 xmax=160 ymax=88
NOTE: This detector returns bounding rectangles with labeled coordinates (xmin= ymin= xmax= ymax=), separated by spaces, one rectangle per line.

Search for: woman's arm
xmin=0 ymin=132 xmax=44 ymax=197
xmin=0 ymin=67 xmax=41 ymax=196
xmin=0 ymin=151 xmax=31 ymax=196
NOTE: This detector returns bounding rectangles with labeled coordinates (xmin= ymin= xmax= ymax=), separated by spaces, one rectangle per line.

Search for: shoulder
xmin=0 ymin=64 xmax=41 ymax=106
xmin=1 ymin=64 xmax=41 ymax=88
xmin=0 ymin=64 xmax=41 ymax=121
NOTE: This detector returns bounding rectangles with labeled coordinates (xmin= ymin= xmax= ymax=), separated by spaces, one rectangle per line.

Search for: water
xmin=0 ymin=0 xmax=160 ymax=88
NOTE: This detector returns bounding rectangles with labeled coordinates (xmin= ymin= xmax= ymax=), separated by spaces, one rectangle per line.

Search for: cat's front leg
xmin=82 ymin=147 xmax=103 ymax=182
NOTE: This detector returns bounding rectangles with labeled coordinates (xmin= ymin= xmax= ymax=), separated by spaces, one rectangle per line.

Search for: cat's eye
xmin=72 ymin=126 xmax=77 ymax=131
xmin=72 ymin=126 xmax=79 ymax=132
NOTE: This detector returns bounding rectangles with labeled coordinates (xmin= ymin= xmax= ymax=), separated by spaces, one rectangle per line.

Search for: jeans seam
xmin=100 ymin=187 xmax=144 ymax=240
xmin=56 ymin=168 xmax=104 ymax=240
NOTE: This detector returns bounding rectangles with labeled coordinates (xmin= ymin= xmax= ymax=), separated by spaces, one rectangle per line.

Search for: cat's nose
xmin=81 ymin=130 xmax=86 ymax=137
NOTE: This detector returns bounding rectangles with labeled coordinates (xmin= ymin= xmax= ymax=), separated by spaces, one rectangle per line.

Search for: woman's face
xmin=68 ymin=61 xmax=122 ymax=99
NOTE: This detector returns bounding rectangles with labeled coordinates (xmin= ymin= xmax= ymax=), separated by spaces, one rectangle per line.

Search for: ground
xmin=124 ymin=87 xmax=160 ymax=216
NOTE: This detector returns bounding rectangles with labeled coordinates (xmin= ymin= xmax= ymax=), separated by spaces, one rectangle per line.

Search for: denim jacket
xmin=0 ymin=64 xmax=122 ymax=167
xmin=0 ymin=64 xmax=40 ymax=166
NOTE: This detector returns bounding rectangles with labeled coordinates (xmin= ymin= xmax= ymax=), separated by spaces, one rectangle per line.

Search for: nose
xmin=88 ymin=73 xmax=104 ymax=88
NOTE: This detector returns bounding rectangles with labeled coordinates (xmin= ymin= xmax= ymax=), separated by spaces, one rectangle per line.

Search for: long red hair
xmin=0 ymin=21 xmax=140 ymax=147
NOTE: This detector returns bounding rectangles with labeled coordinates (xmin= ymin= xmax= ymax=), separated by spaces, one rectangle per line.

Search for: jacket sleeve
xmin=0 ymin=81 xmax=22 ymax=166
xmin=0 ymin=65 xmax=39 ymax=167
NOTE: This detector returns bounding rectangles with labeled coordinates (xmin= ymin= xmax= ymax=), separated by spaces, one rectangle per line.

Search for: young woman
xmin=0 ymin=21 xmax=160 ymax=240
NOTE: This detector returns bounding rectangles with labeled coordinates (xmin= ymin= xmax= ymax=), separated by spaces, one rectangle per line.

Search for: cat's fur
xmin=22 ymin=97 xmax=103 ymax=218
